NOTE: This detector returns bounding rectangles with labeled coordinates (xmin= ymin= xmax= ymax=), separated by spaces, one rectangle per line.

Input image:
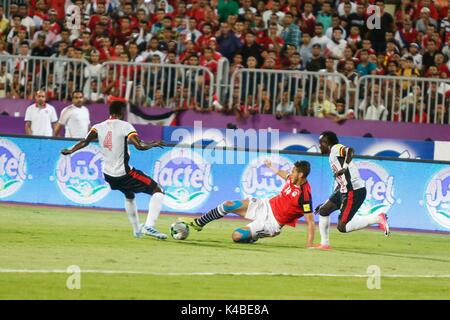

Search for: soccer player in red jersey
xmin=181 ymin=160 xmax=315 ymax=246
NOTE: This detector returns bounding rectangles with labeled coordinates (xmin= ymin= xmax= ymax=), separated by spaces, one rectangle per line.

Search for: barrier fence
xmin=228 ymin=68 xmax=350 ymax=117
xmin=0 ymin=55 xmax=449 ymax=124
xmin=356 ymin=75 xmax=450 ymax=124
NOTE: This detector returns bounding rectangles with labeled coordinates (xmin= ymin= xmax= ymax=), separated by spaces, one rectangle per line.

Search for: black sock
xmin=195 ymin=205 xmax=226 ymax=226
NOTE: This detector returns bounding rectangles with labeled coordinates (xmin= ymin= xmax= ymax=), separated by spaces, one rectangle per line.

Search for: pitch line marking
xmin=1 ymin=269 xmax=450 ymax=278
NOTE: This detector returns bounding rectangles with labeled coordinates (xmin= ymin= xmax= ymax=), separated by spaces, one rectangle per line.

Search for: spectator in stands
xmin=325 ymin=27 xmax=347 ymax=60
xmin=422 ymin=39 xmax=439 ymax=73
xmin=317 ymin=2 xmax=333 ymax=33
xmin=348 ymin=3 xmax=366 ymax=36
xmin=311 ymin=88 xmax=336 ymax=118
xmin=306 ymin=43 xmax=326 ymax=72
xmin=0 ymin=6 xmax=9 ymax=41
xmin=299 ymin=32 xmax=312 ymax=69
xmin=332 ymin=97 xmax=354 ymax=123
xmin=356 ymin=49 xmax=377 ymax=76
xmin=240 ymin=32 xmax=263 ymax=67
xmin=275 ymin=91 xmax=294 ymax=118
xmin=18 ymin=4 xmax=36 ymax=37
xmin=84 ymin=79 xmax=105 ymax=104
xmin=368 ymin=0 xmax=394 ymax=53
xmin=311 ymin=23 xmax=329 ymax=50
xmin=359 ymin=84 xmax=388 ymax=121
xmin=280 ymin=12 xmax=300 ymax=49
xmin=216 ymin=21 xmax=243 ymax=61
xmin=0 ymin=63 xmax=11 ymax=98
xmin=24 ymin=90 xmax=58 ymax=137
xmin=326 ymin=15 xmax=346 ymax=40
xmin=31 ymin=33 xmax=52 ymax=57
xmin=415 ymin=7 xmax=438 ymax=33
xmin=395 ymin=19 xmax=418 ymax=50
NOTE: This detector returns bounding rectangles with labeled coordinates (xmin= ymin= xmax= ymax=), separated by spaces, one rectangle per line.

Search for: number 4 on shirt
xmin=103 ymin=131 xmax=112 ymax=151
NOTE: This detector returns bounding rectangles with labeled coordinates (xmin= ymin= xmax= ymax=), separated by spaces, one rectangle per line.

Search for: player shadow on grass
xmin=167 ymin=239 xmax=278 ymax=253
xmin=332 ymin=248 xmax=450 ymax=264
xmin=168 ymin=238 xmax=309 ymax=252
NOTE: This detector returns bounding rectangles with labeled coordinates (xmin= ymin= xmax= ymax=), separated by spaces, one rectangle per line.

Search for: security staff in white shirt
xmin=54 ymin=90 xmax=91 ymax=138
xmin=24 ymin=90 xmax=58 ymax=136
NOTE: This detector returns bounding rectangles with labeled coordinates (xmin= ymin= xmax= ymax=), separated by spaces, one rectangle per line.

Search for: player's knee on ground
xmin=222 ymin=200 xmax=242 ymax=213
xmin=232 ymin=228 xmax=252 ymax=243
xmin=337 ymin=221 xmax=347 ymax=233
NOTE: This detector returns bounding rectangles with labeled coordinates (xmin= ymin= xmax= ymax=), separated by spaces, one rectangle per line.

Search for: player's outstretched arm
xmin=61 ymin=130 xmax=98 ymax=155
xmin=129 ymin=134 xmax=166 ymax=151
xmin=263 ymin=159 xmax=289 ymax=180
xmin=304 ymin=213 xmax=315 ymax=248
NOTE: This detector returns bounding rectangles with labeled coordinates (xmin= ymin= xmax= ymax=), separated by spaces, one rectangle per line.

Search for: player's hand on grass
xmin=61 ymin=149 xmax=72 ymax=155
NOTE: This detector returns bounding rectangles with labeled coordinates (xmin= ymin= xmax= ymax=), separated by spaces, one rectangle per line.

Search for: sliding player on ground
xmin=181 ymin=160 xmax=316 ymax=246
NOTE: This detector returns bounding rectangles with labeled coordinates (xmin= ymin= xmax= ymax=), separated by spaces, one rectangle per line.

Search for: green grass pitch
xmin=0 ymin=203 xmax=449 ymax=300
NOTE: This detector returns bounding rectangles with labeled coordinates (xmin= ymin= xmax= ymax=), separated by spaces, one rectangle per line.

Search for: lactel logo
xmin=0 ymin=138 xmax=27 ymax=198
xmin=240 ymin=156 xmax=293 ymax=199
xmin=56 ymin=146 xmax=110 ymax=204
xmin=154 ymin=149 xmax=213 ymax=210
xmin=356 ymin=161 xmax=395 ymax=216
xmin=425 ymin=168 xmax=450 ymax=229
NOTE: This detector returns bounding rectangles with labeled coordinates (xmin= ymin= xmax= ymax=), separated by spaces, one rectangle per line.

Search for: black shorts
xmin=329 ymin=187 xmax=367 ymax=223
xmin=104 ymin=168 xmax=160 ymax=199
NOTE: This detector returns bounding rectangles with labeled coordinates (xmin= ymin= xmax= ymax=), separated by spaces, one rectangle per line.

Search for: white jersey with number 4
xmin=329 ymin=144 xmax=364 ymax=193
xmin=90 ymin=119 xmax=137 ymax=177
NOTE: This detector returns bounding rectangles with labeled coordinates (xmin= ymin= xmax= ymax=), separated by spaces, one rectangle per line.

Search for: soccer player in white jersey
xmin=60 ymin=100 xmax=167 ymax=239
xmin=314 ymin=131 xmax=389 ymax=250
xmin=54 ymin=90 xmax=91 ymax=138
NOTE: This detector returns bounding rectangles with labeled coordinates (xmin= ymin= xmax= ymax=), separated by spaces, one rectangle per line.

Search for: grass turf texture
xmin=0 ymin=204 xmax=449 ymax=300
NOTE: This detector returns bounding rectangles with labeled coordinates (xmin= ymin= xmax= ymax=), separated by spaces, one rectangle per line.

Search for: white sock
xmin=145 ymin=192 xmax=165 ymax=228
xmin=345 ymin=214 xmax=382 ymax=233
xmin=319 ymin=215 xmax=330 ymax=246
xmin=124 ymin=198 xmax=140 ymax=234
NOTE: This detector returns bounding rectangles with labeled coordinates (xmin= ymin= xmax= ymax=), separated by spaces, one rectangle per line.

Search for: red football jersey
xmin=269 ymin=178 xmax=313 ymax=227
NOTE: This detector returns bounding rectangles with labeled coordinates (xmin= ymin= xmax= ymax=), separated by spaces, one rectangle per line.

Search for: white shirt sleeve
xmin=50 ymin=106 xmax=58 ymax=123
xmin=123 ymin=122 xmax=137 ymax=138
xmin=58 ymin=107 xmax=69 ymax=125
xmin=24 ymin=106 xmax=32 ymax=122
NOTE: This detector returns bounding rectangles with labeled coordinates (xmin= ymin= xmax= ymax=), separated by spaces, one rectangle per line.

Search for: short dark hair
xmin=294 ymin=161 xmax=311 ymax=177
xmin=109 ymin=100 xmax=126 ymax=116
xmin=320 ymin=131 xmax=339 ymax=145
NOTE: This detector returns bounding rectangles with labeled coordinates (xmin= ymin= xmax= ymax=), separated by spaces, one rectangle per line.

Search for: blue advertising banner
xmin=0 ymin=135 xmax=449 ymax=232
xmin=163 ymin=126 xmax=435 ymax=160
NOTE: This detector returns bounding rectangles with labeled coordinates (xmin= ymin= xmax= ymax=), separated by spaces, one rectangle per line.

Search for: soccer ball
xmin=170 ymin=221 xmax=190 ymax=240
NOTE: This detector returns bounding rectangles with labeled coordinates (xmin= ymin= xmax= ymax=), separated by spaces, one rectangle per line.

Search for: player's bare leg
xmin=231 ymin=226 xmax=279 ymax=243
xmin=180 ymin=200 xmax=249 ymax=231
xmin=315 ymin=200 xmax=339 ymax=249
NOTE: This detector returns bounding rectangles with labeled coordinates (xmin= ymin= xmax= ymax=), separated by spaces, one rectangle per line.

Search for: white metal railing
xmin=356 ymin=75 xmax=450 ymax=125
xmin=216 ymin=57 xmax=230 ymax=104
xmin=97 ymin=61 xmax=215 ymax=110
xmin=0 ymin=54 xmax=449 ymax=125
xmin=228 ymin=68 xmax=351 ymax=116
xmin=0 ymin=55 xmax=92 ymax=101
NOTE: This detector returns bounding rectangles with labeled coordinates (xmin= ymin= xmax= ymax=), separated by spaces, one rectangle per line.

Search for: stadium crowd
xmin=0 ymin=0 xmax=449 ymax=123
